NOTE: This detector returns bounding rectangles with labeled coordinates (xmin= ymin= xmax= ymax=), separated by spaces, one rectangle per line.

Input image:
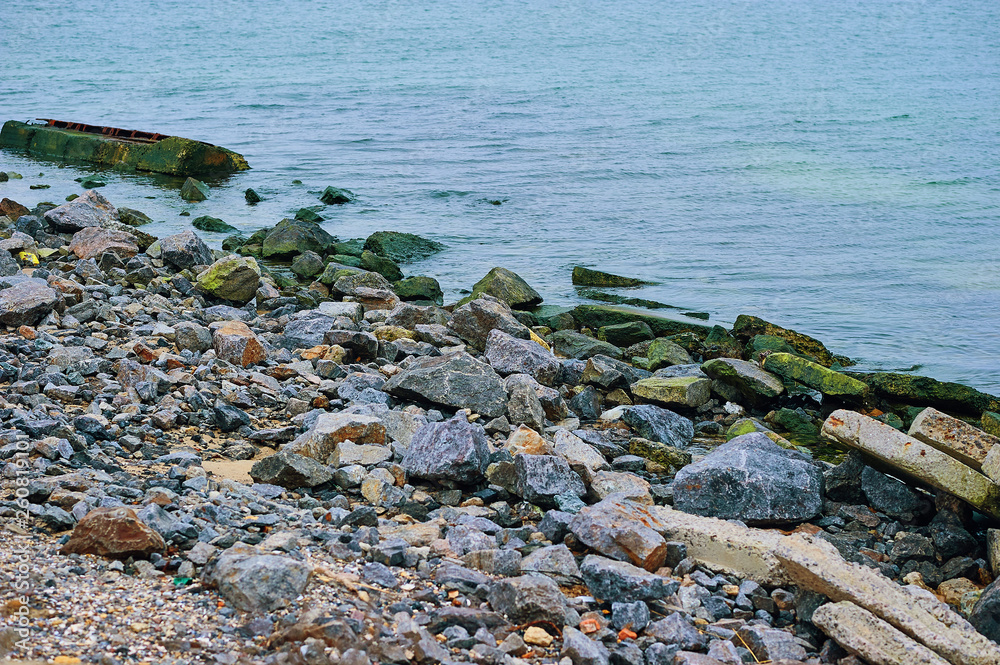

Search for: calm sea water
xmin=2 ymin=0 xmax=999 ymax=393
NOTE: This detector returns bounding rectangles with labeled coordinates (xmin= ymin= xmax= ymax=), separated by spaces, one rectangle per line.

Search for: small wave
xmin=430 ymin=190 xmax=472 ymax=198
xmin=887 ymin=114 xmax=911 ymax=120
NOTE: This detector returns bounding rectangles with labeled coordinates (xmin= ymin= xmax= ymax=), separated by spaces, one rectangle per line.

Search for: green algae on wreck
xmin=0 ymin=120 xmax=249 ymax=177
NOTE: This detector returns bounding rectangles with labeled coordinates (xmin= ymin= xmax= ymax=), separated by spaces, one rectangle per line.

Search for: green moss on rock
xmin=762 ymin=353 xmax=868 ymax=400
xmin=732 ymin=315 xmax=851 ymax=367
xmin=572 ymin=266 xmax=653 ymax=287
xmin=629 ymin=437 xmax=691 ymax=471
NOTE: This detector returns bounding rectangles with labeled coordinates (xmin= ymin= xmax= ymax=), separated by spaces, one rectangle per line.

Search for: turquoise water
xmin=2 ymin=0 xmax=999 ymax=392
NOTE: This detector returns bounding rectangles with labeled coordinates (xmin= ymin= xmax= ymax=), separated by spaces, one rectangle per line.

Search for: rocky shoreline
xmin=0 ymin=183 xmax=999 ymax=665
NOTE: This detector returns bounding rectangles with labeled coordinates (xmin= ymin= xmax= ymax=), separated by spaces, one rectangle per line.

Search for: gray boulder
xmin=401 ymin=413 xmax=491 ymax=484
xmin=970 ymin=576 xmax=1000 ymax=644
xmin=203 ymin=546 xmax=311 ymax=613
xmin=547 ymin=330 xmax=622 ymax=360
xmin=580 ymin=555 xmax=678 ymax=602
xmin=519 ymin=544 xmax=581 ymax=586
xmin=561 ymin=627 xmax=610 ymax=665
xmin=174 ymin=321 xmax=213 ymax=352
xmin=249 ymin=451 xmax=333 ymax=489
xmin=280 ymin=313 xmax=337 ymax=350
xmin=0 ymin=280 xmax=59 ymax=327
xmin=262 ymin=218 xmax=336 ymax=258
xmin=43 ymin=189 xmax=119 ymax=232
xmin=0 ymin=250 xmax=19 ymax=277
xmin=157 ymin=230 xmax=214 ymax=269
xmin=487 ymin=575 xmax=570 ymax=625
xmin=621 ymin=404 xmax=694 ymax=449
xmin=448 ymin=295 xmax=530 ymax=351
xmin=384 ymin=303 xmax=450 ymax=328
xmin=672 ymin=432 xmax=823 ymax=525
xmin=485 ymin=329 xmax=561 ymax=386
xmin=513 ymin=454 xmax=586 ymax=508
xmin=383 ymin=351 xmax=507 ymax=418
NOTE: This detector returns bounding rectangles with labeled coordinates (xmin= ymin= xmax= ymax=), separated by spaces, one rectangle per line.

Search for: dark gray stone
xmin=621 ymin=405 xmax=694 ymax=449
xmin=672 ymin=432 xmax=823 ymax=525
xmin=645 ymin=613 xmax=707 ymax=651
xmin=280 ymin=313 xmax=337 ymax=350
xmin=203 ymin=549 xmax=311 ymax=613
xmin=249 ymin=451 xmax=333 ymax=489
xmin=158 ymin=230 xmax=214 ymax=269
xmin=580 ymin=555 xmax=679 ymax=602
xmin=0 ymin=280 xmax=59 ymax=327
xmin=861 ymin=466 xmax=932 ymax=521
xmin=611 ymin=601 xmax=650 ymax=632
xmin=513 ymin=454 xmax=586 ymax=508
xmin=448 ymin=295 xmax=530 ymax=351
xmin=562 ymin=626 xmax=610 ymax=665
xmin=401 ymin=413 xmax=491 ymax=484
xmin=383 ymin=351 xmax=508 ymax=418
xmin=323 ymin=329 xmax=379 ymax=361
xmin=485 ymin=329 xmax=561 ymax=386
xmin=487 ymin=575 xmax=569 ymax=625
xmin=970 ymin=576 xmax=1000 ymax=644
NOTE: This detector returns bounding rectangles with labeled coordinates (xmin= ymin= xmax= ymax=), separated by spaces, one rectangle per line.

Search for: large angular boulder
xmin=364 ymin=230 xmax=444 ymax=264
xmin=401 ymin=413 xmax=490 ymax=484
xmin=621 ymin=404 xmax=694 ymax=448
xmin=157 ymin=230 xmax=214 ymax=269
xmin=384 ymin=303 xmax=450 ymax=329
xmin=547 ymin=330 xmax=622 ymax=360
xmin=249 ymin=451 xmax=332 ymax=488
xmin=196 ymin=256 xmax=261 ymax=303
xmin=631 ymin=376 xmax=712 ymax=408
xmin=488 ymin=575 xmax=570 ymax=625
xmin=460 ymin=267 xmax=542 ymax=309
xmin=262 ymin=218 xmax=336 ymax=258
xmin=580 ymin=555 xmax=678 ymax=602
xmin=569 ymin=497 xmax=668 ymax=571
xmin=203 ymin=545 xmax=311 ymax=613
xmin=383 ymin=351 xmax=507 ymax=418
xmin=210 ymin=320 xmax=267 ymax=367
xmin=513 ymin=454 xmax=586 ymax=508
xmin=701 ymin=358 xmax=785 ymax=407
xmin=0 ymin=279 xmax=59 ymax=327
xmin=285 ymin=412 xmax=386 ymax=462
xmin=180 ymin=177 xmax=210 ymax=201
xmin=448 ymin=294 xmax=531 ymax=351
xmin=69 ymin=227 xmax=139 ymax=260
xmin=278 ymin=313 xmax=338 ymax=350
xmin=60 ymin=507 xmax=165 ymax=559
xmin=672 ymin=432 xmax=823 ymax=525
xmin=43 ymin=189 xmax=119 ymax=232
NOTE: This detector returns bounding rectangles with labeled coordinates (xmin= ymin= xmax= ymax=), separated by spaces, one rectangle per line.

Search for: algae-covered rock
xmin=244 ymin=188 xmax=262 ymax=203
xmin=571 ymin=266 xmax=653 ymax=287
xmin=364 ymin=231 xmax=444 ymax=264
xmin=572 ymin=305 xmax=712 ymax=338
xmin=294 ymin=207 xmax=324 ymax=223
xmin=746 ymin=334 xmax=803 ymax=362
xmin=459 ymin=267 xmax=542 ymax=310
xmin=598 ymin=321 xmax=654 ymax=347
xmin=763 ymin=353 xmax=868 ymax=400
xmin=192 ymin=216 xmax=237 ymax=233
xmin=843 ymin=371 xmax=1000 ymax=416
xmin=393 ymin=275 xmax=443 ymax=305
xmin=262 ymin=218 xmax=336 ymax=258
xmin=118 ymin=207 xmax=152 ymax=227
xmin=319 ymin=186 xmax=353 ymax=204
xmin=701 ymin=358 xmax=784 ymax=407
xmin=647 ymin=337 xmax=693 ymax=371
xmin=629 ymin=437 xmax=691 ymax=471
xmin=290 ymin=251 xmax=325 ymax=279
xmin=196 ymin=255 xmax=261 ymax=303
xmin=179 ymin=177 xmax=209 ymax=201
xmin=533 ymin=305 xmax=576 ymax=331
xmin=984 ymin=412 xmax=1000 ymax=438
xmin=732 ymin=315 xmax=851 ymax=367
xmin=631 ymin=377 xmax=712 ymax=408
xmin=547 ymin=330 xmax=622 ymax=360
xmin=702 ymin=325 xmax=742 ymax=359
xmin=360 ymin=250 xmax=403 ymax=282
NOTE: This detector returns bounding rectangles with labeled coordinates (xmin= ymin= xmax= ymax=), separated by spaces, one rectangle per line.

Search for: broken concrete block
xmin=908 ymin=407 xmax=1000 ymax=471
xmin=775 ymin=533 xmax=1000 ymax=665
xmin=811 ymin=601 xmax=950 ymax=665
xmin=983 ymin=446 xmax=1000 ymax=484
xmin=649 ymin=506 xmax=789 ymax=585
xmin=821 ymin=410 xmax=1000 ymax=519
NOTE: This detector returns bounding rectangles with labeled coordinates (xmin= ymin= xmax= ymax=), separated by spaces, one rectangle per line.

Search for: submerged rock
xmin=179 ymin=177 xmax=210 ymax=201
xmin=262 ymin=218 xmax=336 ymax=258
xmin=364 ymin=230 xmax=444 ymax=263
xmin=460 ymin=267 xmax=542 ymax=310
xmin=571 ymin=266 xmax=652 ymax=288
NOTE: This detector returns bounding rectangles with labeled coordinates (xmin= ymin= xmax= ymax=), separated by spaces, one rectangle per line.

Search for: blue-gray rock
xmin=580 ymin=555 xmax=679 ymax=602
xmin=611 ymin=601 xmax=650 ymax=632
xmin=484 ymin=329 xmax=561 ymax=386
xmin=621 ymin=405 xmax=694 ymax=449
xmin=672 ymin=432 xmax=823 ymax=526
xmin=249 ymin=451 xmax=333 ymax=489
xmin=562 ymin=626 xmax=610 ymax=665
xmin=362 ymin=562 xmax=399 ymax=589
xmin=520 ymin=544 xmax=581 ymax=586
xmin=204 ymin=547 xmax=311 ymax=612
xmin=0 ymin=280 xmax=59 ymax=327
xmin=401 ymin=413 xmax=491 ymax=484
xmin=644 ymin=643 xmax=681 ymax=665
xmin=214 ymin=403 xmax=251 ymax=432
xmin=158 ymin=230 xmax=214 ymax=269
xmin=645 ymin=613 xmax=708 ymax=651
xmin=513 ymin=454 xmax=586 ymax=508
xmin=280 ymin=313 xmax=337 ymax=350
xmin=323 ymin=329 xmax=379 ymax=361
xmin=860 ymin=465 xmax=932 ymax=521
xmin=970 ymin=576 xmax=1000 ymax=644
xmin=487 ymin=575 xmax=569 ymax=625
xmin=448 ymin=295 xmax=530 ymax=351
xmin=383 ymin=351 xmax=508 ymax=418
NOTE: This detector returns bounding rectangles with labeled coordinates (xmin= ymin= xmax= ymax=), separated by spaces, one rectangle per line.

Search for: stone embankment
xmin=1 ymin=184 xmax=1000 ymax=665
